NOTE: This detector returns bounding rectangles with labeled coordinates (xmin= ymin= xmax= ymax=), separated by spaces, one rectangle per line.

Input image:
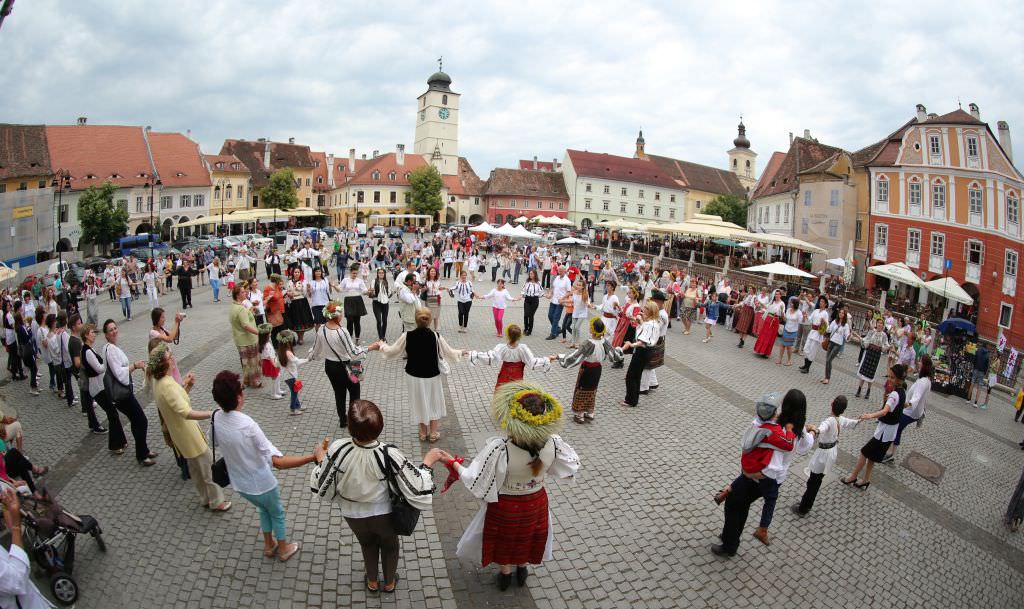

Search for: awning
xmin=742 ymin=261 xmax=816 ymax=278
xmin=648 ymin=222 xmax=738 ymax=238
xmin=923 ymin=276 xmax=974 ymax=305
xmin=867 ymin=262 xmax=925 ymax=288
xmin=825 ymin=258 xmax=846 ymax=267
xmin=597 ymin=219 xmax=646 ymax=231
xmin=534 ymin=216 xmax=574 ymax=227
xmin=713 ymin=238 xmax=743 ymax=247
xmin=731 ymin=232 xmax=828 ymax=255
xmin=556 ymin=237 xmax=589 ymax=245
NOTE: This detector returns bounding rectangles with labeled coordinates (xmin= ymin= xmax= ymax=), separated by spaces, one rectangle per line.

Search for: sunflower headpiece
xmin=491 ymin=381 xmax=563 ymax=446
xmin=323 ymin=300 xmax=344 ymax=320
xmin=588 ymin=316 xmax=606 ymax=338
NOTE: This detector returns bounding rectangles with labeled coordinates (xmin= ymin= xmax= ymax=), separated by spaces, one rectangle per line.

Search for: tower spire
xmin=635 ymin=128 xmax=646 ymax=159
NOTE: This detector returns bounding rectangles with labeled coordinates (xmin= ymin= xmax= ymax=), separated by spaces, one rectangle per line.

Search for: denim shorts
xmin=971 ymin=369 xmax=988 ymax=386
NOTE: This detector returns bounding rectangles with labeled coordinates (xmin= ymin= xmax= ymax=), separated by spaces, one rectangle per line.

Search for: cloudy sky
xmin=2 ymin=1 xmax=1021 ymax=177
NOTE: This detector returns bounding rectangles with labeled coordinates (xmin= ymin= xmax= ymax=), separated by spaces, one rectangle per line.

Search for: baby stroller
xmin=17 ymin=486 xmax=107 ymax=606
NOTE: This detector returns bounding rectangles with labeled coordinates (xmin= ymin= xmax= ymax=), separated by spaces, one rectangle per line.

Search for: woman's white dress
xmin=378 ymin=332 xmax=464 ymax=425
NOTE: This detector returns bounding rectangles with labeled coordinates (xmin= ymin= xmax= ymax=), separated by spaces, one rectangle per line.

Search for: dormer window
xmin=86 ymin=174 xmax=97 ymax=180
xmin=111 ymin=173 xmax=121 ymax=179
xmin=176 ymin=172 xmax=185 ymax=177
xmin=372 ymin=170 xmax=380 ymax=180
xmin=314 ymin=160 xmax=321 ymax=168
xmin=405 ymin=172 xmax=411 ymax=180
xmin=317 ymin=176 xmax=323 ymax=184
xmin=215 ymin=162 xmax=224 ymax=169
xmin=388 ymin=171 xmax=397 ymax=181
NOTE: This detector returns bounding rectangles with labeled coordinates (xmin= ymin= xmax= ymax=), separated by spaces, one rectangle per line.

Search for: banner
xmin=1006 ymin=348 xmax=1019 ymax=380
xmin=998 ymin=333 xmax=1008 ymax=352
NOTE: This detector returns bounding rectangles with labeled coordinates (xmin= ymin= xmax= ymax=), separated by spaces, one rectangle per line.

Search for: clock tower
xmin=414 ymin=62 xmax=460 ymax=176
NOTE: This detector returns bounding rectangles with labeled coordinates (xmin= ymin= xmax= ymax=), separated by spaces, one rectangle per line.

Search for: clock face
xmin=438 ymin=107 xmax=450 ymax=120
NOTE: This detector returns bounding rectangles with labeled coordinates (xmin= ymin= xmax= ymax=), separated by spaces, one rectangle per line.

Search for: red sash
xmin=495 ymin=361 xmax=526 ymax=389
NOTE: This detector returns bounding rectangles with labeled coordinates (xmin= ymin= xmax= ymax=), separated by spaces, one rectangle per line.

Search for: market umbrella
xmin=923 ymin=276 xmax=974 ymax=306
xmin=743 ymin=261 xmax=816 ymax=285
xmin=713 ymin=238 xmax=743 ymax=247
xmin=555 ymin=237 xmax=588 ymax=245
xmin=867 ymin=262 xmax=925 ymax=309
xmin=513 ymin=216 xmax=529 ymax=224
xmin=936 ymin=317 xmax=976 ymax=335
xmin=825 ymin=258 xmax=846 ymax=267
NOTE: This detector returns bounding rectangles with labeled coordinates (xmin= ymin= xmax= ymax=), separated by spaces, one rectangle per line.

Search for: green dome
xmin=427 ymin=71 xmax=452 ymax=91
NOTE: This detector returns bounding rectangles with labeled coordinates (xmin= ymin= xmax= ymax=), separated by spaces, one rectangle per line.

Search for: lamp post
xmin=145 ymin=174 xmax=162 ymax=262
xmin=217 ymin=178 xmax=227 ymax=248
xmin=52 ymin=169 xmax=71 ymax=277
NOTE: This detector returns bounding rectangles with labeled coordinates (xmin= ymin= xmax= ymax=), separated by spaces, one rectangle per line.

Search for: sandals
xmin=382 ymin=574 xmax=400 ymax=594
xmin=210 ymin=502 xmax=232 ymax=512
xmin=428 ymin=432 xmax=441 ymax=443
xmin=278 ymin=542 xmax=300 ymax=562
xmin=840 ymin=477 xmax=856 ymax=486
xmin=713 ymin=488 xmax=731 ymax=505
xmin=366 ymin=576 xmax=380 ymax=593
xmin=418 ymin=432 xmax=428 ymax=442
xmin=263 ymin=543 xmax=278 ymax=558
xmin=853 ymin=481 xmax=871 ymax=490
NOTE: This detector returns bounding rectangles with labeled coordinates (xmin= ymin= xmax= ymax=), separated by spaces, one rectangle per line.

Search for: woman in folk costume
xmin=751 ymin=286 xmax=771 ymax=336
xmin=610 ymin=286 xmax=642 ymax=370
xmin=440 ymin=381 xmax=580 ymax=591
xmin=555 ymin=317 xmax=624 ymax=424
xmin=640 ymin=289 xmax=669 ymax=394
xmin=733 ymin=286 xmax=756 ymax=347
xmin=752 ymin=289 xmax=785 ymax=357
xmin=598 ymin=280 xmax=621 ymax=339
xmin=798 ymin=295 xmax=831 ymax=375
xmin=854 ymin=317 xmax=890 ymax=400
xmin=469 ymin=324 xmax=551 ymax=390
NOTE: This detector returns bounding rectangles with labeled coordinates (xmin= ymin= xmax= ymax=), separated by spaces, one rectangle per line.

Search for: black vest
xmin=404 ymin=328 xmax=439 ymax=378
xmin=880 ymin=386 xmax=906 ymax=425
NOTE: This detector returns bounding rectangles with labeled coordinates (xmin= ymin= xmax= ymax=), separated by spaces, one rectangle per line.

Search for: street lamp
xmin=217 ymin=178 xmax=227 ymax=247
xmin=51 ymin=169 xmax=71 ymax=278
xmin=144 ymin=174 xmax=162 ymax=262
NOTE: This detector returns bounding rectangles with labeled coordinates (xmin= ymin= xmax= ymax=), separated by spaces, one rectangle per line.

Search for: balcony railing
xmin=965 ymin=263 xmax=981 ymax=284
xmin=906 ymin=249 xmax=920 ymax=268
xmin=1004 ymin=274 xmax=1018 ymax=297
xmin=873 ymin=243 xmax=887 ymax=261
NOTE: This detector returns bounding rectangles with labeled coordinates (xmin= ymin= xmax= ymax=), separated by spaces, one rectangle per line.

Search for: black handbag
xmin=102 ymin=345 xmax=134 ymax=403
xmin=210 ymin=410 xmax=231 ymax=487
xmin=378 ymin=445 xmax=420 ymax=536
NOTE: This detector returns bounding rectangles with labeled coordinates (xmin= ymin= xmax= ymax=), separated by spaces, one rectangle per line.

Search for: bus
xmin=119 ymin=233 xmax=165 ymax=257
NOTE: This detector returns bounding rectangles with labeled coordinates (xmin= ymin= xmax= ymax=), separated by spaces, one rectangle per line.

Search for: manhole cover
xmin=903 ymin=451 xmax=944 ymax=484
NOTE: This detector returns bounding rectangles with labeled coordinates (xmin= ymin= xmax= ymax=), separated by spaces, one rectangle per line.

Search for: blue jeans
xmin=211 ymin=278 xmax=220 ymax=301
xmin=120 ymin=296 xmax=132 ymax=319
xmin=285 ymin=378 xmax=301 ymax=411
xmin=238 ymin=486 xmax=287 ymax=540
xmin=547 ymin=303 xmax=564 ymax=337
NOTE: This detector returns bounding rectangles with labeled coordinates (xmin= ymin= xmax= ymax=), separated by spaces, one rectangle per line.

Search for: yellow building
xmin=204 ymin=154 xmax=252 ymax=230
xmin=219 ymin=138 xmax=316 ymax=210
xmin=0 ymin=124 xmax=52 ymax=194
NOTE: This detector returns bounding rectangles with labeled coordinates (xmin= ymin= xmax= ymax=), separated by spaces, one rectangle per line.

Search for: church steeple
xmin=727 ymin=116 xmax=757 ymax=190
xmin=634 ymin=128 xmax=646 ymax=159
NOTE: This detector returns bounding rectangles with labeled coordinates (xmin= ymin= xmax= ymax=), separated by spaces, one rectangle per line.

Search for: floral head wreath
xmin=146 ymin=342 xmax=168 ymax=373
xmin=491 ymin=381 xmax=563 ymax=446
xmin=277 ymin=329 xmax=298 ymax=346
xmin=323 ymin=300 xmax=344 ymax=320
xmin=269 ymin=273 xmax=284 ymax=284
xmin=257 ymin=322 xmax=273 ymax=335
xmin=588 ymin=316 xmax=606 ymax=338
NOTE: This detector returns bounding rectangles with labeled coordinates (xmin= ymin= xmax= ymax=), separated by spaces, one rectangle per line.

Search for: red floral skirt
xmin=481 ymin=489 xmax=549 ymax=566
xmin=495 ymin=361 xmax=525 ymax=390
xmin=753 ymin=316 xmax=780 ymax=356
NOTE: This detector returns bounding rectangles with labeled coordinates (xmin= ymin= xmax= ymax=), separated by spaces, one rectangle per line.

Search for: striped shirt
xmin=452 ymin=280 xmax=475 ymax=303
xmin=521 ymin=282 xmax=544 ymax=297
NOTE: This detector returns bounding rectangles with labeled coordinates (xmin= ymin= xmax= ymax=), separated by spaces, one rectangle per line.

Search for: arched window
xmin=442 ymin=94 xmax=448 ymax=105
xmin=225 ymin=184 xmax=233 ymax=199
xmin=1007 ymin=190 xmax=1019 ymax=225
xmin=732 ymin=159 xmax=737 ymax=167
xmin=214 ymin=185 xmax=221 ymax=199
xmin=968 ymin=182 xmax=983 ymax=223
xmin=495 ymin=214 xmax=503 ymax=224
xmin=875 ymin=175 xmax=889 ymax=208
xmin=745 ymin=160 xmax=751 ymax=168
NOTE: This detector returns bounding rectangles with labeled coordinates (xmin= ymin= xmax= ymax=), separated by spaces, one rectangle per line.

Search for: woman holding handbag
xmin=308 ymin=301 xmax=380 ymax=428
xmin=100 ymin=319 xmax=156 ymax=466
xmin=311 ymin=399 xmax=442 ymax=594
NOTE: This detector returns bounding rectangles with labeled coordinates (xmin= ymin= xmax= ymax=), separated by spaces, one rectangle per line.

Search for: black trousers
xmin=560 ymin=311 xmax=573 ymax=339
xmin=491 ymin=266 xmax=498 ymax=282
xmin=6 ymin=344 xmax=22 ymax=377
xmin=720 ymin=474 xmax=765 ymax=554
xmin=346 ymin=316 xmax=362 ymax=340
xmin=372 ymin=301 xmax=389 ymax=340
xmin=624 ymin=346 xmax=651 ymax=406
xmin=23 ymin=353 xmax=37 ymax=389
xmin=798 ymin=472 xmax=825 ymax=514
xmin=62 ymin=366 xmax=76 ymax=407
xmin=3 ymin=448 xmax=38 ymax=493
xmin=100 ymin=391 xmax=151 ymax=461
xmin=345 ymin=514 xmax=400 ymax=584
xmin=325 ymin=359 xmax=360 ymax=428
xmin=457 ymin=300 xmax=472 ymax=328
xmin=80 ymin=383 xmax=103 ymax=431
xmin=179 ymin=287 xmax=192 ymax=309
xmin=443 ymin=262 xmax=453 ymax=278
xmin=541 ymin=269 xmax=551 ymax=288
xmin=523 ymin=296 xmax=539 ymax=335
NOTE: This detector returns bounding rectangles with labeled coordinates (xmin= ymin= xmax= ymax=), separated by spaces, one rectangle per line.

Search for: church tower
xmin=414 ymin=61 xmax=460 ymax=176
xmin=634 ymin=129 xmax=646 ymax=159
xmin=727 ymin=118 xmax=757 ymax=190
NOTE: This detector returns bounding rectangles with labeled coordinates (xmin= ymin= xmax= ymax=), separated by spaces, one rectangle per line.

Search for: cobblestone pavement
xmin=3 ymin=269 xmax=1023 ymax=609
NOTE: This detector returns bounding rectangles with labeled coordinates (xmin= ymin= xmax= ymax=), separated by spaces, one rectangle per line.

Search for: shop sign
xmin=12 ymin=205 xmax=33 ymax=219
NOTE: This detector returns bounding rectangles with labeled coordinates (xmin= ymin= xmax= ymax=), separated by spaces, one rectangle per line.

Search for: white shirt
xmin=484 ymin=288 xmax=514 ymax=309
xmin=762 ymin=429 xmax=814 ymax=483
xmin=783 ymin=309 xmax=803 ymax=332
xmin=873 ymin=391 xmax=903 ymax=442
xmin=102 ymin=343 xmax=132 ymax=386
xmin=248 ymin=289 xmax=265 ymax=315
xmin=307 ymin=279 xmax=331 ymax=307
xmin=550 ymin=274 xmax=572 ymax=302
xmin=308 ymin=325 xmax=368 ymax=362
xmin=635 ymin=319 xmax=660 ymax=346
xmin=808 ymin=309 xmax=830 ymax=341
xmin=339 ymin=276 xmax=367 ymax=298
xmin=522 ymin=281 xmax=544 ymax=298
xmin=827 ymin=320 xmax=851 ymax=346
xmin=452 ymin=280 xmax=475 ymax=303
xmin=0 ymin=541 xmax=55 ymax=609
xmin=210 ymin=410 xmax=282 ymax=495
xmin=904 ymin=377 xmax=931 ymax=419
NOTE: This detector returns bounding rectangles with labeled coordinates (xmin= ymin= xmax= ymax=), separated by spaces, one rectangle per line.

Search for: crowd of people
xmin=0 ymin=223 xmax=1015 ymax=606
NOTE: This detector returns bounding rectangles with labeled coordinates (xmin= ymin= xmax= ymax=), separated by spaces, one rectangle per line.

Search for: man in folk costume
xmin=438 ymin=382 xmax=579 ymax=591
xmin=640 ymin=290 xmax=669 ymax=394
xmin=555 ymin=318 xmax=624 ymax=424
xmin=397 ymin=273 xmax=420 ymax=333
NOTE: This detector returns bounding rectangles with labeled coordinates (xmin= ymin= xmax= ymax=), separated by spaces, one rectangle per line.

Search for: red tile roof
xmin=517 ymin=159 xmax=561 ymax=172
xmin=149 ymin=132 xmax=211 ymax=188
xmin=444 ymin=157 xmax=485 ymax=196
xmin=751 ymin=151 xmax=787 ymax=196
xmin=347 ymin=152 xmax=429 ymax=187
xmin=922 ymin=109 xmax=985 ymax=126
xmin=46 ymin=125 xmax=154 ymax=190
xmin=852 ymin=118 xmax=917 ymax=168
xmin=751 ymin=137 xmax=846 ymax=199
xmin=647 ymin=154 xmax=747 ymax=198
xmin=483 ymin=168 xmax=568 ymax=198
xmin=219 ymin=139 xmax=315 ymax=188
xmin=203 ymin=154 xmax=249 ymax=174
xmin=565 ymin=149 xmax=681 ymax=189
xmin=310 ymin=151 xmax=329 ymax=191
xmin=0 ymin=124 xmax=51 ymax=180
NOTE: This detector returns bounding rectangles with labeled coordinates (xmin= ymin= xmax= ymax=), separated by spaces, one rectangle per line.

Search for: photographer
xmin=0 ymin=487 xmax=54 ymax=608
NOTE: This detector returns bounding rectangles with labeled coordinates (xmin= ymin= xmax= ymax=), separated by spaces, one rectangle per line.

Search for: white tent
xmin=495 ymin=223 xmax=518 ymax=237
xmin=867 ymin=262 xmax=924 ymax=288
xmin=923 ymin=276 xmax=974 ymax=305
xmin=743 ymin=261 xmax=816 ymax=279
xmin=512 ymin=225 xmax=542 ymax=240
xmin=537 ymin=216 xmax=574 ymax=227
xmin=555 ymin=237 xmax=589 ymax=245
xmin=472 ymin=221 xmax=497 ymax=234
xmin=513 ymin=215 xmax=529 ymax=224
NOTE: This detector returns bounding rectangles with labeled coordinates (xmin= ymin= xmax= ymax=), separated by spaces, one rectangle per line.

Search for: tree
xmin=704 ymin=194 xmax=748 ymax=227
xmin=408 ymin=165 xmax=444 ymax=218
xmin=78 ymin=181 xmax=128 ymax=254
xmin=260 ymin=168 xmax=300 ymax=213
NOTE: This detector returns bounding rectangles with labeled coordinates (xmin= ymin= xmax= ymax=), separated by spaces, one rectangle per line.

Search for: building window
xmin=388 ymin=171 xmax=396 ymax=181
xmin=620 ymin=202 xmax=627 ymax=213
xmin=620 ymin=187 xmax=627 ymax=196
xmin=549 ymin=201 xmax=555 ymax=209
xmin=584 ymin=198 xmax=592 ymax=210
xmin=495 ymin=213 xmax=503 ymax=224
xmin=510 ymin=200 xmax=516 ymax=208
xmin=638 ymin=189 xmax=645 ymax=199
xmin=774 ymin=205 xmax=780 ymax=223
xmin=929 ymin=134 xmax=941 ymax=158
xmin=829 ymin=220 xmax=839 ymax=238
xmin=1008 ymin=193 xmax=1020 ymax=225
xmin=930 ymin=232 xmax=944 ymax=257
xmin=474 ymin=197 xmax=480 ymax=206
xmin=908 ymin=228 xmax=921 ymax=252
xmin=116 ymin=199 xmax=127 ymax=214
xmin=356 ymin=191 xmax=364 ymax=203
xmin=603 ymin=185 xmax=610 ymax=195
xmin=373 ymin=191 xmax=381 ymax=203
xmin=966 ymin=239 xmax=984 ymax=265
xmin=1000 ymin=303 xmax=1014 ymax=329
xmin=876 ymin=177 xmax=888 ymax=205
xmin=696 ymin=201 xmax=702 ymax=209
xmin=160 ymin=196 xmax=172 ymax=210
xmin=856 ymin=219 xmax=863 ymax=242
xmin=442 ymin=94 xmax=448 ymax=105
xmin=801 ymin=218 xmax=809 ymax=234
xmin=17 ymin=182 xmax=27 ymax=191
xmin=372 ymin=171 xmax=380 ymax=180
xmin=967 ymin=136 xmax=979 ymax=159
xmin=875 ymin=224 xmax=888 ymax=247
xmin=909 ymin=181 xmax=922 ymax=211
xmin=654 ymin=192 xmax=660 ymax=201
xmin=969 ymin=186 xmax=983 ymax=216
xmin=181 ymin=195 xmax=191 ymax=208
xmin=670 ymin=194 xmax=676 ymax=203
xmin=214 ymin=186 xmax=221 ymax=199
xmin=637 ymin=204 xmax=644 ymax=215
xmin=37 ymin=180 xmax=46 ymax=189
xmin=0 ymin=184 xmax=5 ymax=193
xmin=194 ymin=194 xmax=204 ymax=207
xmin=783 ymin=203 xmax=790 ymax=224
xmin=559 ymin=202 xmax=565 ymax=210
xmin=585 ymin=183 xmax=592 ymax=193
xmin=225 ymin=184 xmax=233 ymax=199
xmin=305 ymin=178 xmax=310 ymax=187
xmin=932 ymin=181 xmax=945 ymax=210
xmin=58 ymin=204 xmax=68 ymax=223
xmin=803 ymin=190 xmax=810 ymax=207
xmin=1006 ymin=250 xmax=1019 ymax=278
xmin=537 ymin=201 xmax=542 ymax=209
xmin=653 ymin=206 xmax=660 ymax=217
xmin=669 ymin=208 xmax=676 ymax=219
xmin=830 ymin=189 xmax=839 ymax=207
xmin=602 ymin=201 xmax=609 ymax=211
xmin=389 ymin=191 xmax=397 ymax=203
xmin=135 ymin=196 xmax=144 ymax=213
xmin=317 ymin=176 xmax=324 ymax=184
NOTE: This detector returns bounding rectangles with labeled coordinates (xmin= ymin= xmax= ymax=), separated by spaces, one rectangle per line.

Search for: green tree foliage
xmin=78 ymin=181 xmax=128 ymax=253
xmin=261 ymin=168 xmax=300 ymax=212
xmin=704 ymin=194 xmax=748 ymax=227
xmin=408 ymin=165 xmax=444 ymax=217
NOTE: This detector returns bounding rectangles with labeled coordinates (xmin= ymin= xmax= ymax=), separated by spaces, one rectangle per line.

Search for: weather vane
xmin=438 ymin=56 xmax=443 ymax=71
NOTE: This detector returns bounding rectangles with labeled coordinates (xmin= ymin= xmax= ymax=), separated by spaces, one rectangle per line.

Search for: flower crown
xmin=277 ymin=329 xmax=298 ymax=346
xmin=146 ymin=342 xmax=168 ymax=373
xmin=505 ymin=389 xmax=563 ymax=428
xmin=588 ymin=316 xmax=606 ymax=338
xmin=323 ymin=301 xmax=343 ymax=320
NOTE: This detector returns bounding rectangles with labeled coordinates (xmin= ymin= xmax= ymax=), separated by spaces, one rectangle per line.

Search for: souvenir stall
xmin=931 ymin=317 xmax=977 ymax=398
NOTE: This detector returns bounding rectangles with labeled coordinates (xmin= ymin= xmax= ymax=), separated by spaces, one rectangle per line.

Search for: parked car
xmin=81 ymin=256 xmax=110 ymax=272
xmin=239 ymin=234 xmax=273 ymax=248
xmin=371 ymin=226 xmax=386 ymax=238
xmin=387 ymin=226 xmax=404 ymax=238
xmin=19 ymin=274 xmax=44 ymax=295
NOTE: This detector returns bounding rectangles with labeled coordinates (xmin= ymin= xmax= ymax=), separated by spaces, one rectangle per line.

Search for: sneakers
xmin=268 ymin=393 xmax=285 ymax=400
xmin=702 ymin=337 xmax=711 ymax=343
xmin=881 ymin=455 xmax=895 ymax=464
xmin=29 ymin=388 xmax=40 ymax=396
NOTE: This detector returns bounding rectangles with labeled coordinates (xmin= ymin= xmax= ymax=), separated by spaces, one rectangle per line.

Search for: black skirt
xmin=860 ymin=437 xmax=891 ymax=463
xmin=287 ymin=298 xmax=314 ymax=332
xmin=343 ymin=295 xmax=367 ymax=318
